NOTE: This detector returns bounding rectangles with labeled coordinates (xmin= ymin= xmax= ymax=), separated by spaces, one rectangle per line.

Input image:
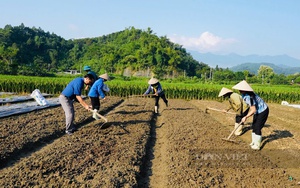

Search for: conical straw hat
xmin=218 ymin=87 xmax=233 ymax=97
xmin=232 ymin=80 xmax=253 ymax=92
xmin=148 ymin=78 xmax=159 ymax=85
xmin=99 ymin=73 xmax=110 ymax=80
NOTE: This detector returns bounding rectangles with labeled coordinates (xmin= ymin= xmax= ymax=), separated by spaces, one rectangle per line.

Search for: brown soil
xmin=0 ymin=96 xmax=299 ymax=187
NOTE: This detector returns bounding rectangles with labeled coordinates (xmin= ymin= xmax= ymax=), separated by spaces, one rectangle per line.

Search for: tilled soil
xmin=0 ymin=97 xmax=299 ymax=187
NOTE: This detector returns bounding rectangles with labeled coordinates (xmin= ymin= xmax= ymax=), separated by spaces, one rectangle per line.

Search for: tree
xmin=257 ymin=65 xmax=274 ymax=84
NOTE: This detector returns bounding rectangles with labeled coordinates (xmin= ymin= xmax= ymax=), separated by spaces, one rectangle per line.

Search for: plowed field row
xmin=0 ymin=97 xmax=156 ymax=187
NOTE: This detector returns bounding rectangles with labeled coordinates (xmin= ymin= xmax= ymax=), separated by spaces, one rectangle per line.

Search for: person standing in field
xmin=88 ymin=73 xmax=110 ymax=119
xmin=232 ymin=80 xmax=269 ymax=150
xmin=144 ymin=77 xmax=168 ymax=114
xmin=218 ymin=87 xmax=250 ymax=136
xmin=83 ymin=65 xmax=98 ymax=83
xmin=59 ymin=74 xmax=94 ymax=135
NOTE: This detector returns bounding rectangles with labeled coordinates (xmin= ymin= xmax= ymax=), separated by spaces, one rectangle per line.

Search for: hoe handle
xmin=206 ymin=107 xmax=236 ymax=115
xmin=226 ymin=122 xmax=242 ymax=140
xmin=128 ymin=94 xmax=156 ymax=98
xmin=89 ymin=109 xmax=108 ymax=122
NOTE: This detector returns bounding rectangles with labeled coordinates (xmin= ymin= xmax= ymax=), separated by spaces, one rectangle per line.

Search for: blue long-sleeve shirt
xmin=144 ymin=82 xmax=164 ymax=96
xmin=88 ymin=78 xmax=105 ymax=99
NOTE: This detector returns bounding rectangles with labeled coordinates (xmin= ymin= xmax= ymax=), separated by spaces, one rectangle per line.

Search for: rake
xmin=221 ymin=122 xmax=242 ymax=143
xmin=205 ymin=107 xmax=236 ymax=115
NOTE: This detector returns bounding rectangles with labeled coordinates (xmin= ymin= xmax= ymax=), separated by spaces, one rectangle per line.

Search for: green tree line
xmin=0 ymin=24 xmax=210 ymax=78
xmin=1 ymin=24 xmax=299 ymax=85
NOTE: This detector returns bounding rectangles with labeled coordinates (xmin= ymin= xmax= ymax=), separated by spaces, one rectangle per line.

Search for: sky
xmin=1 ymin=0 xmax=300 ymax=60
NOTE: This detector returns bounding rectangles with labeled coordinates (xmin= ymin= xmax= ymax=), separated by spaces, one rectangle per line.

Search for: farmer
xmin=144 ymin=77 xmax=168 ymax=114
xmin=88 ymin=73 xmax=110 ymax=119
xmin=83 ymin=65 xmax=98 ymax=82
xmin=218 ymin=87 xmax=250 ymax=136
xmin=232 ymin=80 xmax=269 ymax=150
xmin=59 ymin=74 xmax=94 ymax=135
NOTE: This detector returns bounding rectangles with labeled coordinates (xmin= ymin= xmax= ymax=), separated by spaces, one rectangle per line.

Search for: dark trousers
xmin=154 ymin=93 xmax=168 ymax=107
xmin=252 ymin=107 xmax=269 ymax=135
xmin=90 ymin=97 xmax=100 ymax=110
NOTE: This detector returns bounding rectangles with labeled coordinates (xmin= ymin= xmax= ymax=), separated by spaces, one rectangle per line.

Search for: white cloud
xmin=168 ymin=31 xmax=237 ymax=53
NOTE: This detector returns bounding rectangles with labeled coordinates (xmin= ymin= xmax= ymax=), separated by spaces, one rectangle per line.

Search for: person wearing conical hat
xmin=218 ymin=87 xmax=249 ymax=136
xmin=144 ymin=77 xmax=168 ymax=114
xmin=88 ymin=73 xmax=110 ymax=120
xmin=232 ymin=80 xmax=269 ymax=150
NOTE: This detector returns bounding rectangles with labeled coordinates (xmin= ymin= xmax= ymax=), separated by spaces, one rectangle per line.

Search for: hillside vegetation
xmin=0 ymin=24 xmax=208 ymax=77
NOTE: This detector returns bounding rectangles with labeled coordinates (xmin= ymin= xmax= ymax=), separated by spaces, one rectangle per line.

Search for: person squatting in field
xmin=218 ymin=87 xmax=250 ymax=136
xmin=144 ymin=77 xmax=168 ymax=114
xmin=59 ymin=74 xmax=94 ymax=135
xmin=232 ymin=80 xmax=269 ymax=150
xmin=88 ymin=73 xmax=110 ymax=120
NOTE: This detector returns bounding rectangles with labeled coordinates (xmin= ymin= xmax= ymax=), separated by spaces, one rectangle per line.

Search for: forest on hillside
xmin=1 ymin=24 xmax=300 ymax=85
xmin=0 ymin=24 xmax=209 ymax=78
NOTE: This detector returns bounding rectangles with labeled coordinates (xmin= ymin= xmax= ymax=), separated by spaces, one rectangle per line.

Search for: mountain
xmin=230 ymin=63 xmax=300 ymax=75
xmin=188 ymin=51 xmax=300 ymax=69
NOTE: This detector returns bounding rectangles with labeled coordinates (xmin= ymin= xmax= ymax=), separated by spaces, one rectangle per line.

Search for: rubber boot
xmin=249 ymin=132 xmax=255 ymax=146
xmin=92 ymin=109 xmax=100 ymax=120
xmin=234 ymin=123 xmax=243 ymax=136
xmin=154 ymin=106 xmax=158 ymax=114
xmin=251 ymin=134 xmax=262 ymax=150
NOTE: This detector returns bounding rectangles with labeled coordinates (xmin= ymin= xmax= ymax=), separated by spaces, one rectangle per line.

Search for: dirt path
xmin=149 ymin=109 xmax=170 ymax=188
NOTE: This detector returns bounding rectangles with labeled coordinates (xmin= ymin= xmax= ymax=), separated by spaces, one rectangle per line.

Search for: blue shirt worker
xmin=59 ymin=74 xmax=94 ymax=135
xmin=88 ymin=73 xmax=110 ymax=119
xmin=144 ymin=77 xmax=168 ymax=114
xmin=83 ymin=65 xmax=98 ymax=82
xmin=232 ymin=80 xmax=269 ymax=150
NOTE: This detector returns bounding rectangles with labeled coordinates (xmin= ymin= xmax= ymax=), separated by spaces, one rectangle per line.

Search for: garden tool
xmin=222 ymin=122 xmax=242 ymax=143
xmin=128 ymin=94 xmax=156 ymax=98
xmin=89 ymin=109 xmax=108 ymax=127
xmin=205 ymin=107 xmax=236 ymax=115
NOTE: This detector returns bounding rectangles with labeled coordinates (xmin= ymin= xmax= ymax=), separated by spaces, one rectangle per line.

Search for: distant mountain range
xmin=188 ymin=51 xmax=300 ymax=75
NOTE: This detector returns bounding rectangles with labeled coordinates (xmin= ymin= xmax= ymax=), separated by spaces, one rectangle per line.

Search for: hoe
xmin=222 ymin=122 xmax=242 ymax=143
xmin=128 ymin=94 xmax=156 ymax=98
xmin=89 ymin=109 xmax=108 ymax=128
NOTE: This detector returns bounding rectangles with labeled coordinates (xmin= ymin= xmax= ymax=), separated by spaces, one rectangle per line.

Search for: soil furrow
xmin=0 ymin=97 xmax=123 ymax=169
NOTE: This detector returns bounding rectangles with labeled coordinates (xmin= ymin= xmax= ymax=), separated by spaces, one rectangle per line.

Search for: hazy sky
xmin=1 ymin=0 xmax=300 ymax=59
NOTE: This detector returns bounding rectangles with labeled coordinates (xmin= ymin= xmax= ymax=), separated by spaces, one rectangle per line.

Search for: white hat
xmin=218 ymin=87 xmax=233 ymax=97
xmin=148 ymin=78 xmax=159 ymax=85
xmin=99 ymin=73 xmax=110 ymax=81
xmin=232 ymin=80 xmax=254 ymax=92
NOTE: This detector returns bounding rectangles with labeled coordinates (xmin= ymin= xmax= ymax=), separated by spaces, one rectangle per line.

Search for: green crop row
xmin=1 ymin=75 xmax=300 ymax=104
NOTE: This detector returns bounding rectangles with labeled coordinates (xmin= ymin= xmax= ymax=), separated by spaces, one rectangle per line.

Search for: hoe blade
xmin=221 ymin=138 xmax=240 ymax=144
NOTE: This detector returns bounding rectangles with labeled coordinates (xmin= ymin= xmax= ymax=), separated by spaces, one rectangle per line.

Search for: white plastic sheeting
xmin=0 ymin=93 xmax=52 ymax=105
xmin=0 ymin=95 xmax=88 ymax=118
xmin=281 ymin=101 xmax=300 ymax=109
xmin=0 ymin=98 xmax=60 ymax=118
